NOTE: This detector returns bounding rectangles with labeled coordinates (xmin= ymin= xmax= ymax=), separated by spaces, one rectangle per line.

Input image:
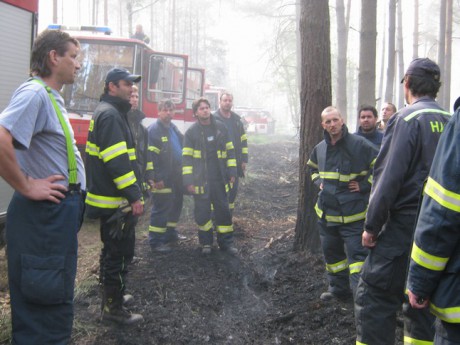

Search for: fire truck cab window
xmin=148 ymin=54 xmax=185 ymax=103
xmin=62 ymin=42 xmax=135 ymax=113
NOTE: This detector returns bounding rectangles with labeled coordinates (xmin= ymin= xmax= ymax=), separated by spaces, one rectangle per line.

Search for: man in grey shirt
xmin=0 ymin=29 xmax=85 ymax=344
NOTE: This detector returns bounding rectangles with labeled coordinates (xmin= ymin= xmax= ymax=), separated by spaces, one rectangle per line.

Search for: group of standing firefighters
xmin=0 ymin=28 xmax=459 ymax=345
xmin=0 ymin=29 xmax=248 ymax=342
xmin=85 ymin=75 xmax=248 ymax=325
xmin=309 ymin=57 xmax=460 ymax=345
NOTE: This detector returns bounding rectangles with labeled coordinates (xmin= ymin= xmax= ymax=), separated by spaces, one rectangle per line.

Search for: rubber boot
xmin=102 ymin=286 xmax=143 ymax=325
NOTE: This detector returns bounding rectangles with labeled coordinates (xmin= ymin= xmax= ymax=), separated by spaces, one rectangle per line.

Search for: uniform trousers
xmin=7 ymin=191 xmax=85 ymax=345
xmin=434 ymin=319 xmax=460 ymax=345
xmin=148 ymin=182 xmax=183 ymax=247
xmin=99 ymin=212 xmax=138 ymax=292
xmin=194 ymin=179 xmax=233 ymax=248
xmin=318 ymin=219 xmax=368 ymax=297
xmin=355 ymin=213 xmax=435 ymax=345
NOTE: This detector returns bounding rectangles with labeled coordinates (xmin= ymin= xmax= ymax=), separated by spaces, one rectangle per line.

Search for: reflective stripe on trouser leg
xmin=339 ymin=220 xmax=368 ymax=297
xmin=149 ymin=192 xmax=173 ymax=246
xmin=318 ymin=220 xmax=350 ymax=296
xmin=194 ymin=194 xmax=214 ymax=246
xmin=209 ymin=180 xmax=234 ymax=249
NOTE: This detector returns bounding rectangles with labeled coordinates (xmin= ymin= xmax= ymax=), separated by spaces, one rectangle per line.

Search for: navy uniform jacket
xmin=308 ymin=124 xmax=378 ymax=226
xmin=85 ymin=94 xmax=142 ymax=218
xmin=365 ymin=96 xmax=451 ymax=246
xmin=182 ymin=115 xmax=237 ymax=195
xmin=407 ymin=108 xmax=460 ymax=324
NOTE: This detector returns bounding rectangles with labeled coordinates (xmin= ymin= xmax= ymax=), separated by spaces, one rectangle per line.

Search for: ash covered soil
xmin=70 ymin=138 xmax=359 ymax=345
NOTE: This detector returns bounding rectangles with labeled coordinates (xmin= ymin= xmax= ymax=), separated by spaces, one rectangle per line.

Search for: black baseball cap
xmin=105 ymin=68 xmax=141 ymax=84
xmin=400 ymin=58 xmax=440 ymax=83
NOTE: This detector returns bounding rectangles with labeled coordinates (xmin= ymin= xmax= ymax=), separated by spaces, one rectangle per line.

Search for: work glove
xmin=107 ymin=205 xmax=132 ymax=240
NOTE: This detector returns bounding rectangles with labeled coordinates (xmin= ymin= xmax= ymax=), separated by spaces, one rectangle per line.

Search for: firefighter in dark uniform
xmin=214 ymin=92 xmax=248 ymax=215
xmin=355 ymin=58 xmax=452 ymax=345
xmin=85 ymin=68 xmax=144 ymax=325
xmin=146 ymin=99 xmax=184 ymax=253
xmin=407 ymin=99 xmax=460 ymax=345
xmin=183 ymin=97 xmax=238 ymax=255
xmin=308 ymin=106 xmax=378 ymax=301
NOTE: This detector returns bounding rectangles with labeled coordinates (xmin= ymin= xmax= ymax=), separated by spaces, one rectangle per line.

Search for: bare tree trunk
xmin=171 ymin=0 xmax=176 ymax=53
xmin=412 ymin=0 xmax=419 ymax=60
xmin=335 ymin=0 xmax=350 ymax=120
xmin=396 ymin=0 xmax=404 ymax=109
xmin=104 ymin=0 xmax=108 ymax=26
xmin=294 ymin=0 xmax=331 ymax=252
xmin=437 ymin=0 xmax=447 ymax=108
xmin=443 ymin=0 xmax=452 ymax=109
xmin=296 ymin=0 xmax=301 ymax=112
xmin=357 ymin=0 xmax=377 ymax=117
xmin=53 ymin=0 xmax=58 ymax=23
xmin=384 ymin=0 xmax=396 ymax=105
xmin=377 ymin=3 xmax=386 ymax=110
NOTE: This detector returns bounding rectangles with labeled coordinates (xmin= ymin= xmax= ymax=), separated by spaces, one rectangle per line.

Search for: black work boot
xmin=102 ymin=286 xmax=143 ymax=325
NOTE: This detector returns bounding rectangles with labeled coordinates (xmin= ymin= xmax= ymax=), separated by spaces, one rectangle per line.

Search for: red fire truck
xmin=50 ymin=25 xmax=204 ymax=151
xmin=0 ymin=0 xmax=38 ymax=236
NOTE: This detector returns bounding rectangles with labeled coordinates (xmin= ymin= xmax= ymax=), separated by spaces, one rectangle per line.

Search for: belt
xmin=65 ymin=183 xmax=84 ymax=196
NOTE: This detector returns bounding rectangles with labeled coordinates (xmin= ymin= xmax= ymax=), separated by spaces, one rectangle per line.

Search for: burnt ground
xmin=0 ymin=137 xmax=402 ymax=344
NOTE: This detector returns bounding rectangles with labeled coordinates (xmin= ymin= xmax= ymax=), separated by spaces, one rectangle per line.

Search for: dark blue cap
xmin=105 ymin=68 xmax=141 ymax=84
xmin=401 ymin=58 xmax=440 ymax=83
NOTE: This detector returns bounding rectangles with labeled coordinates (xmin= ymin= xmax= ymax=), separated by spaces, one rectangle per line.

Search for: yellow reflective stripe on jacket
xmin=217 ymin=225 xmax=233 ymax=234
xmin=349 ymin=261 xmax=364 ymax=274
xmin=411 ymin=242 xmax=449 ymax=272
xmin=85 ymin=142 xmax=100 ymax=158
xmin=149 ymin=225 xmax=167 ymax=234
xmin=149 ymin=145 xmax=161 ymax=154
xmin=403 ymin=335 xmax=433 ymax=345
xmin=326 ymin=259 xmax=348 ymax=273
xmin=146 ymin=162 xmax=153 ymax=171
xmin=242 ymin=147 xmax=248 ymax=154
xmin=113 ymin=171 xmax=137 ymax=190
xmin=425 ymin=176 xmax=460 ymax=213
xmin=404 ymin=108 xmax=451 ymax=122
xmin=183 ymin=166 xmax=193 ymax=175
xmin=166 ymin=222 xmax=177 ymax=227
xmin=311 ymin=172 xmax=320 ymax=181
xmin=195 ymin=186 xmax=205 ymax=194
xmin=430 ymin=303 xmax=460 ymax=323
xmin=307 ymin=159 xmax=318 ymax=169
xmin=152 ymin=188 xmax=172 ymax=194
xmin=193 ymin=150 xmax=202 ymax=159
xmin=227 ymin=158 xmax=237 ymax=167
xmin=85 ymin=192 xmax=127 ymax=209
xmin=100 ymin=141 xmax=128 ymax=163
xmin=199 ymin=220 xmax=213 ymax=231
xmin=319 ymin=170 xmax=369 ymax=182
xmin=241 ymin=133 xmax=247 ymax=141
xmin=128 ymin=148 xmax=136 ymax=161
xmin=315 ymin=203 xmax=367 ymax=224
xmin=161 ymin=136 xmax=168 ymax=142
xmin=356 ymin=341 xmax=367 ymax=345
xmin=226 ymin=141 xmax=234 ymax=150
xmin=370 ymin=158 xmax=376 ymax=168
xmin=217 ymin=150 xmax=223 ymax=159
xmin=183 ymin=147 xmax=193 ymax=156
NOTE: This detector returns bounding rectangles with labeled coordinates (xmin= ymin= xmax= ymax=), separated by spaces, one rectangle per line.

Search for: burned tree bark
xmin=294 ymin=0 xmax=331 ymax=253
